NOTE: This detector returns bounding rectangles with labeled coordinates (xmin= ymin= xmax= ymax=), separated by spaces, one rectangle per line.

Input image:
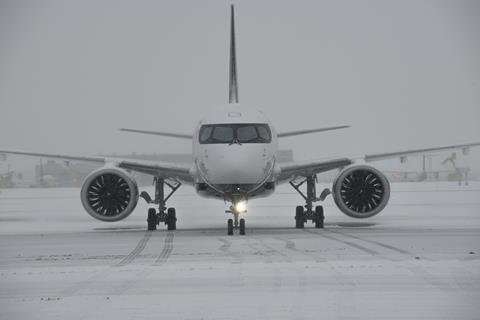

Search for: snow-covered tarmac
xmin=1 ymin=182 xmax=479 ymax=319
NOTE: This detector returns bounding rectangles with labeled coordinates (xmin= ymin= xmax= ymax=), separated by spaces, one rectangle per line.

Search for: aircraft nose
xmin=199 ymin=146 xmax=273 ymax=185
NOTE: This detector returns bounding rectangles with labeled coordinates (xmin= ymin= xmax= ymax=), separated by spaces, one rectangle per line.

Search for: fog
xmin=1 ymin=0 xmax=479 ymax=169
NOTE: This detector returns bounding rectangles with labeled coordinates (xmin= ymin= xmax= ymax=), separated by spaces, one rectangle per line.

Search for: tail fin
xmin=228 ymin=4 xmax=239 ymax=104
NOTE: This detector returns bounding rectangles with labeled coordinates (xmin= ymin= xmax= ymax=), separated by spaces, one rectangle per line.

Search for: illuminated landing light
xmin=235 ymin=201 xmax=247 ymax=213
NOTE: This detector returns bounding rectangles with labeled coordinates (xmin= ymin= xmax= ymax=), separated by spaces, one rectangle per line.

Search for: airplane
xmin=1 ymin=5 xmax=479 ymax=235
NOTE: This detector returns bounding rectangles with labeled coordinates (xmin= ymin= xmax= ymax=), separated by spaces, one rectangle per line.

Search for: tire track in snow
xmin=303 ymin=229 xmax=380 ymax=256
xmin=61 ymin=231 xmax=153 ymax=297
xmin=115 ymin=231 xmax=152 ymax=267
xmin=111 ymin=231 xmax=175 ymax=296
xmin=328 ymin=229 xmax=413 ymax=256
xmin=154 ymin=231 xmax=175 ymax=265
xmin=313 ymin=228 xmax=457 ymax=292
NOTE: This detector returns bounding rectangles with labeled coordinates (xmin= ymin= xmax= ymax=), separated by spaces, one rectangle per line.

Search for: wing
xmin=277 ymin=125 xmax=350 ymax=138
xmin=119 ymin=128 xmax=193 ymax=139
xmin=277 ymin=158 xmax=352 ymax=182
xmin=277 ymin=141 xmax=480 ymax=182
xmin=364 ymin=142 xmax=480 ymax=162
xmin=0 ymin=149 xmax=193 ymax=183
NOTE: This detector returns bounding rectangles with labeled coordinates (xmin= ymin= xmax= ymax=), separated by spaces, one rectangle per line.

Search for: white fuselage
xmin=191 ymin=104 xmax=279 ymax=202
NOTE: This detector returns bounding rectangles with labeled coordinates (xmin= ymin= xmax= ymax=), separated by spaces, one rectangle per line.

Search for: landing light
xmin=235 ymin=201 xmax=247 ymax=213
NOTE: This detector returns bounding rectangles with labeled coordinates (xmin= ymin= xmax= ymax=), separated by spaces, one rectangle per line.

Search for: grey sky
xmin=1 ymin=0 xmax=479 ymax=170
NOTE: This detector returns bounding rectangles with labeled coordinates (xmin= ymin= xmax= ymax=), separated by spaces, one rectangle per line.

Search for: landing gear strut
xmin=141 ymin=177 xmax=181 ymax=231
xmin=290 ymin=175 xmax=329 ymax=229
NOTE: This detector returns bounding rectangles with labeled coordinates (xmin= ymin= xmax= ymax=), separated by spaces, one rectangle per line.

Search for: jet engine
xmin=80 ymin=167 xmax=139 ymax=222
xmin=332 ymin=165 xmax=390 ymax=218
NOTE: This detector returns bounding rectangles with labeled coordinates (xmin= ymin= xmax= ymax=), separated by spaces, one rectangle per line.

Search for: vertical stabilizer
xmin=229 ymin=5 xmax=239 ymax=104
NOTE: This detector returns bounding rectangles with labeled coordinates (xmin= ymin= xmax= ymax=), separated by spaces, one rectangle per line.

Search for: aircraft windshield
xmin=199 ymin=123 xmax=272 ymax=144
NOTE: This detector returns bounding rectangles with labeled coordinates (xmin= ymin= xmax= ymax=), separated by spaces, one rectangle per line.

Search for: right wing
xmin=119 ymin=128 xmax=193 ymax=139
xmin=0 ymin=149 xmax=193 ymax=183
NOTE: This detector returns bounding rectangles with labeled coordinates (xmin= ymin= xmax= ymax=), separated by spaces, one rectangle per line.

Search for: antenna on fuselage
xmin=228 ymin=4 xmax=239 ymax=104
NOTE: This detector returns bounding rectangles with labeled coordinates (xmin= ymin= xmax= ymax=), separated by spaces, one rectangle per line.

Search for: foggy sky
xmin=1 ymin=0 xmax=479 ymax=170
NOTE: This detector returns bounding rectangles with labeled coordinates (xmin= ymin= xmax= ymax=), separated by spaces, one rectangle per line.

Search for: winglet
xmin=228 ymin=4 xmax=239 ymax=104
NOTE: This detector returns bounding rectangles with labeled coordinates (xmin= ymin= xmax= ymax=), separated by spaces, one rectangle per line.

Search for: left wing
xmin=0 ymin=149 xmax=193 ymax=183
xmin=278 ymin=141 xmax=480 ymax=182
xmin=364 ymin=142 xmax=480 ymax=162
xmin=277 ymin=158 xmax=352 ymax=182
xmin=277 ymin=125 xmax=350 ymax=138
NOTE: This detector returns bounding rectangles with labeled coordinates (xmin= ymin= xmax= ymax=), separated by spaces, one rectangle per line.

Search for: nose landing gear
xmin=226 ymin=204 xmax=246 ymax=236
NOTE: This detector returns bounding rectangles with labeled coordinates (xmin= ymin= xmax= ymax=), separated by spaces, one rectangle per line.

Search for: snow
xmin=1 ymin=182 xmax=479 ymax=319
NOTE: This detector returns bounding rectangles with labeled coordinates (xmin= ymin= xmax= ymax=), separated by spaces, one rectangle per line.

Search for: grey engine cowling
xmin=80 ymin=167 xmax=139 ymax=222
xmin=332 ymin=165 xmax=390 ymax=218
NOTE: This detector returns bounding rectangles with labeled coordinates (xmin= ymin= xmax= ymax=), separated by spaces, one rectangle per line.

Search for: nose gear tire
xmin=227 ymin=219 xmax=234 ymax=235
xmin=239 ymin=218 xmax=246 ymax=235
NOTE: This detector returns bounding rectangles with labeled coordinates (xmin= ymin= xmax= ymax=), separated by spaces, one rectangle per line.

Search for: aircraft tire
xmin=227 ymin=219 xmax=234 ymax=235
xmin=295 ymin=206 xmax=304 ymax=229
xmin=239 ymin=218 xmax=246 ymax=235
xmin=147 ymin=208 xmax=157 ymax=231
xmin=315 ymin=205 xmax=324 ymax=229
xmin=167 ymin=208 xmax=176 ymax=231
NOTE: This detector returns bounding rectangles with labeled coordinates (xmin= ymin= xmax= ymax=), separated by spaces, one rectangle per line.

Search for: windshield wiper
xmin=229 ymin=138 xmax=242 ymax=146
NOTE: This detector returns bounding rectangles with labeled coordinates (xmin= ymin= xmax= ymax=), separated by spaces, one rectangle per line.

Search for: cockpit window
xmin=199 ymin=126 xmax=213 ymax=142
xmin=257 ymin=126 xmax=270 ymax=141
xmin=199 ymin=123 xmax=271 ymax=144
xmin=237 ymin=125 xmax=258 ymax=142
xmin=212 ymin=126 xmax=234 ymax=143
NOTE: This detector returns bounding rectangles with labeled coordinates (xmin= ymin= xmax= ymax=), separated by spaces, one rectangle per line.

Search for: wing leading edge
xmin=119 ymin=128 xmax=193 ymax=139
xmin=277 ymin=125 xmax=350 ymax=138
xmin=0 ymin=149 xmax=193 ymax=183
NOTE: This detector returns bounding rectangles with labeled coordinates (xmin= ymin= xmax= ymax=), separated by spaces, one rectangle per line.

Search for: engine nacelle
xmin=80 ymin=167 xmax=139 ymax=222
xmin=332 ymin=165 xmax=390 ymax=219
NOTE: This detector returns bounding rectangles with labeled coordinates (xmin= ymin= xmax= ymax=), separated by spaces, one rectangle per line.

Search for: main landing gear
xmin=290 ymin=175 xmax=330 ymax=229
xmin=226 ymin=203 xmax=246 ymax=236
xmin=141 ymin=177 xmax=181 ymax=231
